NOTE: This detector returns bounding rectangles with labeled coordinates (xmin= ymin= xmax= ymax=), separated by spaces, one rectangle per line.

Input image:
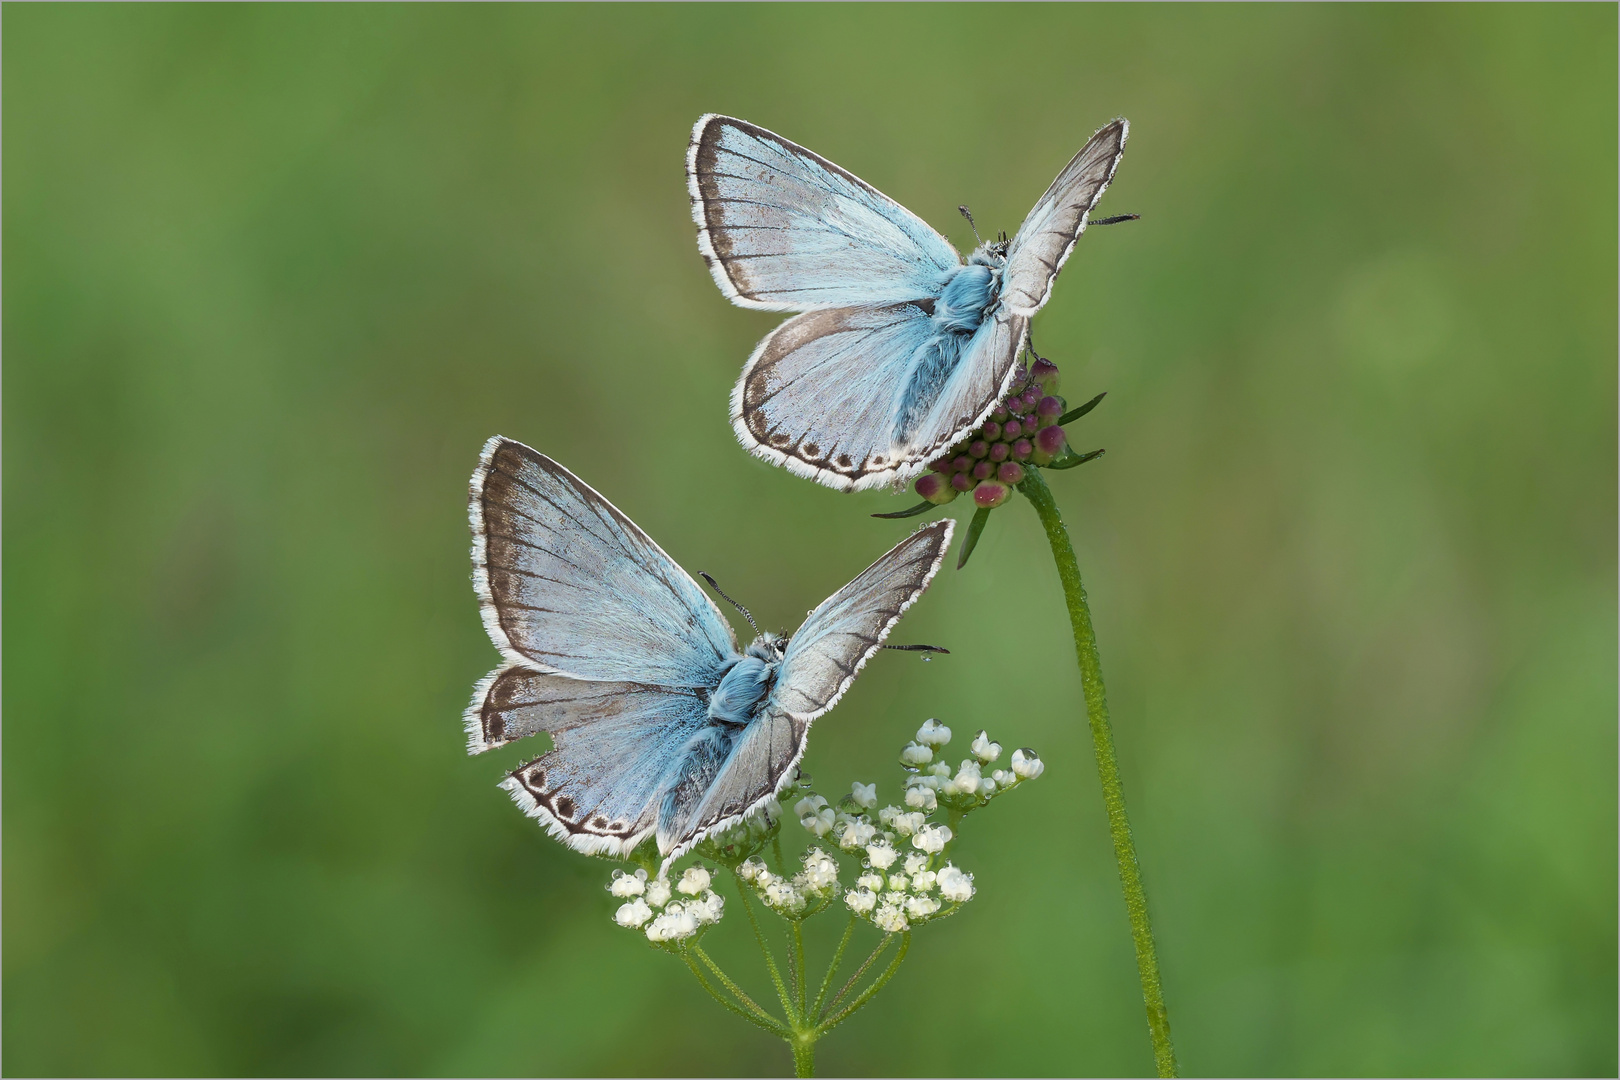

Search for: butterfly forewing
xmin=688 ymin=115 xmax=961 ymax=312
xmin=1002 ymin=119 xmax=1129 ymax=317
xmin=472 ymin=437 xmax=738 ymax=686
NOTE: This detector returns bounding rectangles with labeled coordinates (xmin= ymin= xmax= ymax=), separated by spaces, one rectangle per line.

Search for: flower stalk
xmin=1016 ymin=465 xmax=1178 ymax=1077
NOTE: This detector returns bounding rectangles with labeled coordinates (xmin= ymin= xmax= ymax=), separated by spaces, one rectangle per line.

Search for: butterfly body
xmin=466 ymin=437 xmax=953 ymax=866
xmin=690 ymin=114 xmax=1128 ymax=491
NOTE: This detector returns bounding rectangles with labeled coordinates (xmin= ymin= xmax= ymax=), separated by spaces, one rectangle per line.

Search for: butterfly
xmin=465 ymin=436 xmax=955 ymax=865
xmin=687 ymin=114 xmax=1129 ymax=492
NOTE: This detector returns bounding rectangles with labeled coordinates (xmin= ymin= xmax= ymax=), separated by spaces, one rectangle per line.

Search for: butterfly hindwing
xmin=688 ymin=114 xmax=961 ymax=312
xmin=471 ymin=437 xmax=739 ymax=687
xmin=1002 ymin=119 xmax=1129 ymax=317
xmin=475 ymin=666 xmax=715 ymax=857
xmin=733 ymin=303 xmax=1027 ymax=491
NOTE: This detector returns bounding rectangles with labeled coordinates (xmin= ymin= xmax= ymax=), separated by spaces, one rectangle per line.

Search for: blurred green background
xmin=5 ymin=4 xmax=1615 ymax=1076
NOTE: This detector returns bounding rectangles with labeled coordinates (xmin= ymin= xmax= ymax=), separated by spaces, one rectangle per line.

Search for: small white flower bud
xmin=904 ymin=853 xmax=929 ymax=876
xmin=615 ymin=898 xmax=653 ymax=928
xmin=886 ymin=873 xmax=909 ymax=892
xmin=764 ymin=879 xmax=805 ymax=913
xmin=802 ymin=849 xmax=839 ymax=892
xmin=609 ymin=868 xmax=647 ymax=898
xmin=865 ymin=840 xmax=899 ymax=869
xmin=904 ymin=894 xmax=940 ymax=919
xmin=991 ymin=769 xmax=1016 ymax=788
xmin=877 ymin=805 xmax=901 ymax=826
xmin=978 ymin=777 xmax=997 ymax=797
xmin=955 ymin=759 xmax=982 ymax=789
xmin=912 ymin=823 xmax=952 ymax=854
xmin=905 ymin=784 xmax=938 ymax=812
xmin=1011 ymin=748 xmax=1045 ymax=780
xmin=970 ymin=730 xmax=1003 ymax=762
xmin=856 ymin=872 xmax=884 ymax=891
xmin=692 ymin=891 xmax=725 ymax=924
xmin=793 ymin=794 xmax=827 ymax=818
xmin=839 ymin=818 xmax=878 ymax=851
xmin=937 ymin=863 xmax=975 ymax=902
xmin=891 ymin=811 xmax=926 ymax=837
xmin=911 ymin=869 xmax=937 ymax=892
xmin=916 ymin=719 xmax=952 ymax=747
xmin=801 ymin=806 xmax=836 ymax=837
xmin=851 ymin=781 xmax=877 ymax=809
xmin=645 ymin=877 xmax=672 ymax=908
xmin=845 ymin=888 xmax=877 ymax=914
xmin=737 ymin=857 xmax=766 ymax=883
xmin=873 ymin=901 xmax=910 ymax=933
xmin=928 ymin=762 xmax=952 ymax=778
xmin=899 ymin=742 xmax=933 ymax=767
xmin=676 ymin=866 xmax=712 ymax=896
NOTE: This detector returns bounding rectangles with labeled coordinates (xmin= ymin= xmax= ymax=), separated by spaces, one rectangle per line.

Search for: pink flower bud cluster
xmin=912 ymin=356 xmax=1069 ymax=510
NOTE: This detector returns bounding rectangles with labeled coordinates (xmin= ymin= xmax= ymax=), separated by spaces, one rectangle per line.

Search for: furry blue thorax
xmin=708 ymin=638 xmax=784 ymax=726
xmin=933 ymin=262 xmax=1001 ymax=334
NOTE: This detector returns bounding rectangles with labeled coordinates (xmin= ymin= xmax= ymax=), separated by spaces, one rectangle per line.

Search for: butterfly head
xmin=745 ymin=632 xmax=788 ymax=663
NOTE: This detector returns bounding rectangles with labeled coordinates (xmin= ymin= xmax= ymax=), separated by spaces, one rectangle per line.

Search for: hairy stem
xmin=820 ymin=933 xmax=895 ymax=1021
xmin=816 ymin=932 xmax=911 ymax=1033
xmin=1018 ymin=466 xmax=1178 ymax=1078
xmin=812 ymin=915 xmax=858 ymax=1019
xmin=684 ymin=944 xmax=789 ymax=1038
xmin=734 ymin=874 xmax=799 ymax=1024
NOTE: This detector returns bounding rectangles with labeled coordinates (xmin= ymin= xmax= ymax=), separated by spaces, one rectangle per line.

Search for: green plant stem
xmin=812 ymin=915 xmax=858 ymax=1018
xmin=734 ymin=875 xmax=799 ymax=1023
xmin=816 ymin=932 xmax=910 ymax=1033
xmin=685 ymin=945 xmax=789 ymax=1038
xmin=790 ymin=1033 xmax=815 ymax=1079
xmin=791 ymin=920 xmax=808 ymax=1013
xmin=1018 ymin=466 xmax=1178 ymax=1078
xmin=819 ymin=932 xmax=895 ymax=1020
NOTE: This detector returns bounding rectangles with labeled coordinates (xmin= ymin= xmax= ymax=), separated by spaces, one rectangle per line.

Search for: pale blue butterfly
xmin=687 ymin=115 xmax=1129 ymax=492
xmin=466 ymin=436 xmax=954 ymax=864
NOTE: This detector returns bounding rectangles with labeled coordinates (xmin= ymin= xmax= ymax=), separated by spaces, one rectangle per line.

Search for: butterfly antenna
xmin=1092 ymin=213 xmax=1141 ymax=226
xmin=699 ymin=572 xmax=760 ymax=635
xmin=958 ymin=204 xmax=982 ymax=244
xmin=883 ymin=643 xmax=950 ymax=654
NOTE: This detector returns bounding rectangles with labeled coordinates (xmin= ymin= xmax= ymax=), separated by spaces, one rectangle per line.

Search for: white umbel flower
xmin=991 ymin=769 xmax=1016 ymax=788
xmin=764 ymin=879 xmax=806 ymax=914
xmin=911 ymin=869 xmax=937 ymax=892
xmin=802 ymin=848 xmax=840 ymax=892
xmin=904 ymin=894 xmax=941 ymax=919
xmin=865 ymin=840 xmax=899 ymax=869
xmin=676 ymin=866 xmax=712 ymax=896
xmin=954 ymin=759 xmax=982 ymax=790
xmin=904 ymin=784 xmax=938 ymax=811
xmin=978 ymin=777 xmax=997 ymax=797
xmin=801 ymin=805 xmax=836 ymax=837
xmin=845 ymin=888 xmax=877 ymax=914
xmin=899 ymin=742 xmax=933 ymax=767
xmin=970 ymin=730 xmax=1003 ymax=763
xmin=609 ymin=868 xmax=648 ymax=898
xmin=890 ymin=811 xmax=926 ymax=837
xmin=793 ymin=794 xmax=828 ymax=819
xmin=916 ymin=719 xmax=952 ymax=747
xmin=903 ymin=853 xmax=930 ymax=876
xmin=615 ymin=898 xmax=653 ymax=928
xmin=912 ymin=823 xmax=952 ymax=854
xmin=645 ymin=877 xmax=673 ymax=908
xmin=856 ymin=872 xmax=884 ymax=892
xmin=873 ymin=901 xmax=910 ymax=932
xmin=886 ymin=873 xmax=909 ymax=893
xmin=937 ymin=864 xmax=975 ymax=902
xmin=1011 ymin=748 xmax=1045 ymax=780
xmin=736 ymin=857 xmax=767 ymax=883
xmin=851 ymin=781 xmax=877 ymax=809
xmin=691 ymin=891 xmax=725 ymax=924
xmin=646 ymin=904 xmax=700 ymax=942
xmin=838 ymin=818 xmax=878 ymax=851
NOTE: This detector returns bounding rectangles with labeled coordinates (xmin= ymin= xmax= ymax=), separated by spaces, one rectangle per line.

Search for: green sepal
xmin=1046 ymin=447 xmax=1106 ymax=471
xmin=870 ymin=500 xmax=935 ymax=520
xmin=956 ymin=506 xmax=992 ymax=570
xmin=1057 ymin=391 xmax=1107 ymax=426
